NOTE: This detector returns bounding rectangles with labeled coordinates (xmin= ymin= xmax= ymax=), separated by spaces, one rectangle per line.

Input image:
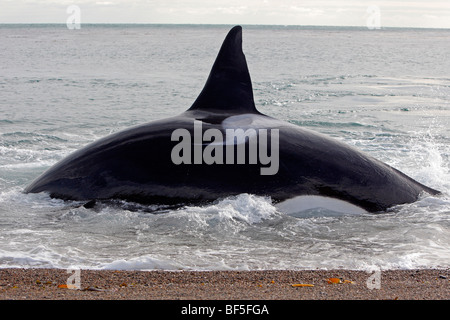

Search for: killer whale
xmin=25 ymin=26 xmax=439 ymax=213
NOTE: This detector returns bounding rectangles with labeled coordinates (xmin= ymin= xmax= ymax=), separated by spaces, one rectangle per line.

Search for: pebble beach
xmin=0 ymin=268 xmax=448 ymax=300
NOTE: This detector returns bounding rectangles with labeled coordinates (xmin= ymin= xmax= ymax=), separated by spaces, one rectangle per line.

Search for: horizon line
xmin=1 ymin=22 xmax=449 ymax=30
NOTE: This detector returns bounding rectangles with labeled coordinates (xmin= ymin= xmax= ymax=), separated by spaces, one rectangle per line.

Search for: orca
xmin=24 ymin=26 xmax=440 ymax=213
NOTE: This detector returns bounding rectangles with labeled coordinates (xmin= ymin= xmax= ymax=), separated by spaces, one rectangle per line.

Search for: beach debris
xmin=291 ymin=283 xmax=314 ymax=287
xmin=57 ymin=284 xmax=79 ymax=289
xmin=82 ymin=286 xmax=106 ymax=292
xmin=326 ymin=277 xmax=355 ymax=284
xmin=342 ymin=280 xmax=354 ymax=284
xmin=327 ymin=277 xmax=341 ymax=284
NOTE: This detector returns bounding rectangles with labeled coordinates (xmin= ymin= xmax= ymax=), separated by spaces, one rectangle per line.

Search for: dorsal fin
xmin=188 ymin=26 xmax=258 ymax=114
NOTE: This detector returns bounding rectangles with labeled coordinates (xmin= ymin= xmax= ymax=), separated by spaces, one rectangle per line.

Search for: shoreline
xmin=0 ymin=268 xmax=448 ymax=300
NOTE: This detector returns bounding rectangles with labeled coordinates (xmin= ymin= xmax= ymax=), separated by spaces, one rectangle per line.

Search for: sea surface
xmin=0 ymin=24 xmax=449 ymax=271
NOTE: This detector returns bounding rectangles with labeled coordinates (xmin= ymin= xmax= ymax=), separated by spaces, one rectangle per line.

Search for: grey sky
xmin=1 ymin=0 xmax=450 ymax=28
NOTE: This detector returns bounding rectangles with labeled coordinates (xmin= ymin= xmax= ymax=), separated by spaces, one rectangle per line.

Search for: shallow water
xmin=0 ymin=25 xmax=449 ymax=271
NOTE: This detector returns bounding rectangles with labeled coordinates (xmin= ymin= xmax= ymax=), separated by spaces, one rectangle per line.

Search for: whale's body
xmin=25 ymin=26 xmax=439 ymax=213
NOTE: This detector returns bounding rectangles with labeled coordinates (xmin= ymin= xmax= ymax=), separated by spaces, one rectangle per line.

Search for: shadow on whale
xmin=25 ymin=26 xmax=440 ymax=213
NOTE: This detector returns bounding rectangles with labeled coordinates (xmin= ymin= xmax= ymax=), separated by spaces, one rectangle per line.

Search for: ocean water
xmin=0 ymin=24 xmax=449 ymax=271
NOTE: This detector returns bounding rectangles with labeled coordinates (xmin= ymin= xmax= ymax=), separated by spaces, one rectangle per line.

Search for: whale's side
xmin=25 ymin=26 xmax=440 ymax=213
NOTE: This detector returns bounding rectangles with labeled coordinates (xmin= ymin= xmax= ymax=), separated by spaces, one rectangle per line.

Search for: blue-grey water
xmin=0 ymin=24 xmax=449 ymax=271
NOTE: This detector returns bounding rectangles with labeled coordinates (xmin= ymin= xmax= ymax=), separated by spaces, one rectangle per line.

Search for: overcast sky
xmin=1 ymin=0 xmax=450 ymax=28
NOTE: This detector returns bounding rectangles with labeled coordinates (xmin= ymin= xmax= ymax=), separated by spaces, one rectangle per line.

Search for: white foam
xmin=102 ymin=255 xmax=182 ymax=271
xmin=0 ymin=247 xmax=60 ymax=269
xmin=212 ymin=193 xmax=278 ymax=224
